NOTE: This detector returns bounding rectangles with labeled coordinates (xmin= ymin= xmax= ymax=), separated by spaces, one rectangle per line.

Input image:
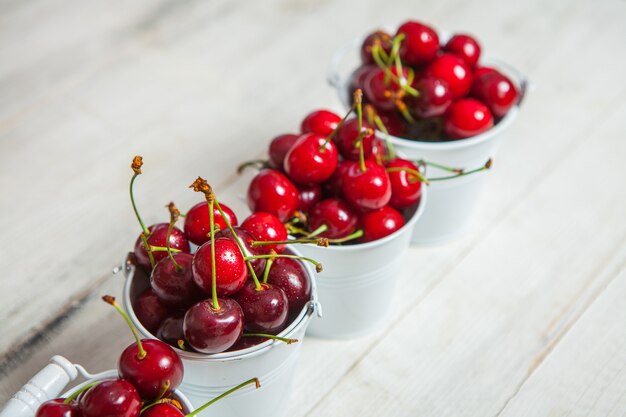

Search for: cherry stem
xmin=416 ymin=159 xmax=464 ymax=174
xmin=186 ymin=378 xmax=261 ymax=417
xmin=365 ymin=104 xmax=396 ymax=161
xmin=208 ymin=198 xmax=220 ymax=310
xmin=353 ymin=89 xmax=367 ymax=173
xmin=130 ymin=174 xmax=149 ymax=236
xmin=318 ymin=106 xmax=355 ymax=152
xmin=252 ymin=238 xmax=329 ymax=249
xmin=102 ymin=295 xmax=147 ymax=360
xmin=242 ymin=333 xmax=298 ymax=344
xmin=328 ymin=229 xmax=364 ymax=244
xmin=166 ymin=202 xmax=182 ymax=271
xmin=261 ymin=251 xmax=275 ymax=284
xmin=140 ymin=233 xmax=156 ymax=268
xmin=387 ymin=33 xmax=404 ymax=66
xmin=64 ymin=380 xmax=101 ymax=404
xmin=155 ymin=380 xmax=171 ymax=402
xmin=245 ymin=254 xmax=323 ymax=273
xmin=237 ymin=159 xmax=268 ymax=174
xmin=386 ymin=167 xmax=429 ymax=185
xmin=285 ymin=223 xmax=309 ymax=236
xmin=427 ymin=158 xmax=493 ymax=182
xmin=150 ymin=246 xmax=181 ymax=253
xmin=371 ymin=42 xmax=419 ymax=97
xmin=306 ymin=223 xmax=328 ymax=238
xmin=177 ymin=339 xmax=187 ymax=351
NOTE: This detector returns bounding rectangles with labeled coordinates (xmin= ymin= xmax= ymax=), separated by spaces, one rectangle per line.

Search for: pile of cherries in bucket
xmin=35 ymin=296 xmax=259 ymax=417
xmin=350 ymin=20 xmax=520 ymax=140
xmin=128 ymin=157 xmax=316 ymax=354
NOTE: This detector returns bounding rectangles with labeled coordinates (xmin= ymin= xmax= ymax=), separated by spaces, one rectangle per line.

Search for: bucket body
xmin=300 ymin=189 xmax=426 ymax=338
xmin=123 ymin=248 xmax=320 ymax=417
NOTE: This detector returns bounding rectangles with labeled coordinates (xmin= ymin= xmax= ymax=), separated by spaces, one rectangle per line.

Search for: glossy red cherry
xmin=334 ymin=118 xmax=382 ymax=161
xmin=184 ymin=298 xmax=244 ymax=353
xmin=134 ymin=223 xmax=190 ymax=272
xmin=348 ymin=65 xmax=378 ymax=99
xmin=268 ymin=133 xmax=299 ymax=169
xmin=183 ymin=202 xmax=237 ymax=246
xmin=410 ymin=76 xmax=453 ymax=118
xmin=308 ymin=198 xmax=358 ymax=239
xmin=79 ymin=379 xmax=141 ymax=417
xmin=266 ymin=257 xmax=311 ymax=318
xmin=234 ymin=282 xmax=289 ymax=334
xmin=471 ymin=70 xmax=519 ymax=118
xmin=300 ymin=110 xmax=341 ymax=136
xmin=426 ymin=53 xmax=473 ymax=98
xmin=192 ymin=237 xmax=247 ymax=296
xmin=297 ymin=184 xmax=322 ymax=212
xmin=363 ymin=66 xmax=413 ymax=111
xmin=283 ymin=133 xmax=339 ymax=185
xmin=241 ymin=212 xmax=288 ymax=254
xmin=247 ymin=169 xmax=299 ymax=222
xmin=118 ymin=339 xmax=184 ymax=400
xmin=443 ymin=98 xmax=494 ymax=139
xmin=360 ymin=30 xmax=392 ymax=64
xmin=216 ymin=227 xmax=266 ymax=277
xmin=396 ymin=20 xmax=439 ymax=66
xmin=386 ymin=158 xmax=423 ymax=209
xmin=156 ymin=312 xmax=185 ymax=347
xmin=361 ymin=206 xmax=406 ymax=242
xmin=132 ymin=287 xmax=172 ymax=334
xmin=35 ymin=398 xmax=81 ymax=417
xmin=151 ymin=253 xmax=202 ymax=308
xmin=140 ymin=403 xmax=184 ymax=417
xmin=444 ymin=34 xmax=481 ymax=67
xmin=342 ymin=160 xmax=392 ymax=211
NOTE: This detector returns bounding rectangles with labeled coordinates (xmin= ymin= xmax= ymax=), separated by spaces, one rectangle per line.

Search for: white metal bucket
xmin=299 ymin=187 xmax=426 ymax=339
xmin=327 ymin=34 xmax=528 ymax=244
xmin=0 ymin=357 xmax=193 ymax=417
xmin=122 ymin=248 xmax=320 ymax=417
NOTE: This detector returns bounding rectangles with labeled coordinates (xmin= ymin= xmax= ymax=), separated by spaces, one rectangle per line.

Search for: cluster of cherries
xmin=243 ymin=89 xmax=489 ymax=244
xmin=128 ymin=157 xmax=315 ymax=355
xmin=35 ymin=296 xmax=259 ymax=417
xmin=349 ymin=20 xmax=520 ymax=140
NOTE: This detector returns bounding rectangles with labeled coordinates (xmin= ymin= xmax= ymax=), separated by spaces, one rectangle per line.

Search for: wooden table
xmin=2 ymin=0 xmax=626 ymax=415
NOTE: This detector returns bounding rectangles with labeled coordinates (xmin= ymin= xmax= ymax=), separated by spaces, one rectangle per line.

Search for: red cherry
xmin=361 ymin=206 xmax=406 ymax=242
xmin=300 ymin=110 xmax=341 ymax=136
xmin=360 ymin=30 xmax=392 ymax=64
xmin=283 ymin=133 xmax=339 ymax=185
xmin=79 ymin=379 xmax=141 ymax=417
xmin=444 ymin=34 xmax=481 ymax=67
xmin=192 ymin=237 xmax=247 ymax=296
xmin=247 ymin=169 xmax=299 ymax=222
xmin=133 ymin=223 xmax=190 ymax=272
xmin=308 ymin=198 xmax=359 ymax=239
xmin=410 ymin=76 xmax=454 ymax=118
xmin=342 ymin=160 xmax=392 ymax=211
xmin=36 ymin=399 xmax=81 ymax=417
xmin=474 ymin=66 xmax=497 ymax=78
xmin=266 ymin=257 xmax=311 ymax=318
xmin=234 ymin=282 xmax=289 ymax=334
xmin=335 ymin=118 xmax=382 ymax=161
xmin=132 ymin=287 xmax=172 ymax=334
xmin=443 ymin=98 xmax=494 ymax=139
xmin=386 ymin=158 xmax=423 ymax=209
xmin=348 ymin=65 xmax=378 ymax=99
xmin=184 ymin=298 xmax=244 ymax=353
xmin=241 ymin=212 xmax=288 ymax=254
xmin=151 ymin=253 xmax=202 ymax=308
xmin=140 ymin=403 xmax=184 ymax=417
xmin=268 ymin=133 xmax=299 ymax=169
xmin=426 ymin=53 xmax=473 ymax=98
xmin=374 ymin=109 xmax=407 ymax=137
xmin=363 ymin=66 xmax=413 ymax=111
xmin=118 ymin=339 xmax=183 ymax=401
xmin=183 ymin=202 xmax=237 ymax=246
xmin=471 ymin=70 xmax=519 ymax=118
xmin=396 ymin=20 xmax=439 ymax=66
xmin=297 ymin=184 xmax=322 ymax=213
xmin=216 ymin=227 xmax=266 ymax=277
xmin=156 ymin=312 xmax=185 ymax=347
xmin=322 ymin=161 xmax=351 ymax=197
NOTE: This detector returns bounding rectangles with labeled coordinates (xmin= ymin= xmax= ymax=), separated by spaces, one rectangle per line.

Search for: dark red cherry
xmin=227 ymin=335 xmax=266 ymax=351
xmin=241 ymin=212 xmax=288 ymax=254
xmin=335 ymin=118 xmax=382 ymax=161
xmin=348 ymin=65 xmax=378 ymax=99
xmin=132 ymin=288 xmax=172 ymax=334
xmin=471 ymin=71 xmax=519 ymax=118
xmin=140 ymin=403 xmax=184 ymax=417
xmin=300 ymin=110 xmax=341 ymax=136
xmin=234 ymin=282 xmax=289 ymax=334
xmin=386 ymin=158 xmax=423 ymax=209
xmin=375 ymin=109 xmax=407 ymax=137
xmin=426 ymin=53 xmax=473 ymax=98
xmin=151 ymin=253 xmax=202 ymax=308
xmin=284 ymin=133 xmax=339 ymax=185
xmin=396 ymin=20 xmax=439 ymax=66
xmin=184 ymin=298 xmax=244 ymax=353
xmin=323 ymin=161 xmax=351 ymax=197
xmin=342 ymin=160 xmax=392 ymax=211
xmin=118 ymin=339 xmax=183 ymax=401
xmin=79 ymin=379 xmax=141 ymax=417
xmin=360 ymin=30 xmax=392 ymax=64
xmin=192 ymin=237 xmax=247 ymax=297
xmin=268 ymin=133 xmax=299 ymax=169
xmin=247 ymin=169 xmax=299 ymax=222
xmin=266 ymin=257 xmax=311 ymax=317
xmin=183 ymin=202 xmax=237 ymax=246
xmin=361 ymin=206 xmax=406 ymax=242
xmin=36 ymin=398 xmax=81 ymax=417
xmin=308 ymin=198 xmax=358 ymax=239
xmin=444 ymin=34 xmax=481 ymax=67
xmin=216 ymin=227 xmax=266 ymax=277
xmin=156 ymin=312 xmax=185 ymax=347
xmin=297 ymin=184 xmax=322 ymax=213
xmin=363 ymin=66 xmax=413 ymax=111
xmin=444 ymin=98 xmax=494 ymax=139
xmin=410 ymin=76 xmax=453 ymax=118
xmin=134 ymin=223 xmax=190 ymax=272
